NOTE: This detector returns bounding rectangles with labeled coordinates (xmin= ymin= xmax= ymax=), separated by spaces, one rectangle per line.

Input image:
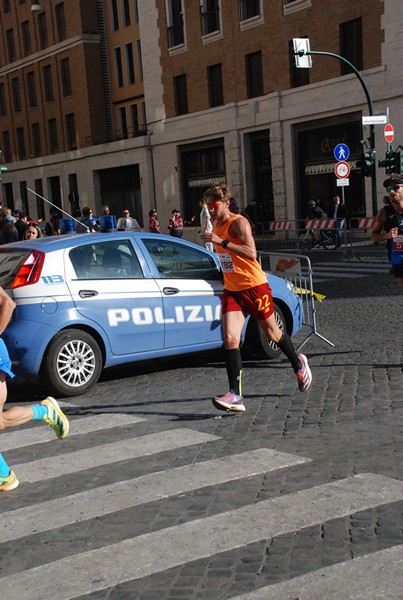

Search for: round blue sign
xmin=334 ymin=143 xmax=350 ymax=161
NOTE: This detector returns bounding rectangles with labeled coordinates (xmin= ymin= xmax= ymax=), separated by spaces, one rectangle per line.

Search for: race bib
xmin=217 ymin=252 xmax=234 ymax=272
xmin=392 ymin=235 xmax=403 ymax=252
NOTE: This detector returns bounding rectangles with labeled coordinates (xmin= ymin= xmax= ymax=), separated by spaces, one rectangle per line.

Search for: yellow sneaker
xmin=40 ymin=396 xmax=69 ymax=439
xmin=0 ymin=470 xmax=19 ymax=492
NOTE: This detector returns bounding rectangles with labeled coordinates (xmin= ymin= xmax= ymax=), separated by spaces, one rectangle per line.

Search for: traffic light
xmin=357 ymin=149 xmax=375 ymax=177
xmin=378 ymin=149 xmax=403 ymax=174
xmin=0 ymin=165 xmax=7 ymax=182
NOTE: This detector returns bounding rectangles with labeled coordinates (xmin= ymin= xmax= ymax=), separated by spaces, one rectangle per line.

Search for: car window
xmin=69 ymin=241 xmax=143 ymax=279
xmin=142 ymin=239 xmax=221 ymax=280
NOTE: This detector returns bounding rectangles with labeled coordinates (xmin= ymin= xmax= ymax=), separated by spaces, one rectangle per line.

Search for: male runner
xmin=201 ymin=184 xmax=312 ymax=412
xmin=0 ymin=287 xmax=69 ymax=491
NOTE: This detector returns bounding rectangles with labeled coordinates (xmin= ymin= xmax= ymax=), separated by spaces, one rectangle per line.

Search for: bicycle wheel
xmin=322 ymin=230 xmax=338 ymax=250
xmin=298 ymin=230 xmax=314 ymax=252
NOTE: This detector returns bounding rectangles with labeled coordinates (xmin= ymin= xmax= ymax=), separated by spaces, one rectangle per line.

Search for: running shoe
xmin=296 ymin=354 xmax=312 ymax=392
xmin=0 ymin=470 xmax=19 ymax=492
xmin=40 ymin=396 xmax=69 ymax=439
xmin=213 ymin=391 xmax=245 ymax=412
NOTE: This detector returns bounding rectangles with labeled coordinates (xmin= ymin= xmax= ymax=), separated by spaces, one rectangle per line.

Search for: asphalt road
xmin=1 ymin=260 xmax=402 ymax=600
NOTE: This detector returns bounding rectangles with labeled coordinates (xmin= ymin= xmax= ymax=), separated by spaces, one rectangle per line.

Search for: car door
xmin=140 ymin=236 xmax=223 ymax=350
xmin=65 ymin=239 xmax=164 ymax=356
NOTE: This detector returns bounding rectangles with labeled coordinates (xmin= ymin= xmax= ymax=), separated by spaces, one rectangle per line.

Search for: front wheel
xmin=40 ymin=329 xmax=103 ymax=397
xmin=245 ymin=303 xmax=286 ymax=360
xmin=298 ymin=230 xmax=314 ymax=252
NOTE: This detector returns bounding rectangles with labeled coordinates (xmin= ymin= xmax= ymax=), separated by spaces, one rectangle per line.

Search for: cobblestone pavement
xmin=1 ymin=268 xmax=402 ymax=600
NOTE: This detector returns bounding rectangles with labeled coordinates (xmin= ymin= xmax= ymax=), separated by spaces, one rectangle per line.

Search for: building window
xmin=65 ymin=113 xmax=77 ymax=150
xmin=239 ymin=0 xmax=261 ymax=21
xmin=61 ymin=58 xmax=72 ymax=96
xmin=141 ymin=101 xmax=146 ymax=132
xmin=114 ymin=47 xmax=124 ymax=87
xmin=26 ymin=72 xmax=37 ymax=108
xmin=136 ymin=39 xmax=143 ymax=81
xmin=2 ymin=1 xmax=10 ymax=14
xmin=201 ymin=0 xmax=220 ymax=36
xmin=38 ymin=12 xmax=48 ymax=49
xmin=21 ymin=21 xmax=31 ymax=56
xmin=245 ymin=51 xmax=263 ymax=98
xmin=289 ymin=39 xmax=309 ymax=88
xmin=31 ymin=123 xmax=41 ymax=156
xmin=130 ymin=104 xmax=139 ymax=135
xmin=133 ymin=0 xmax=138 ymax=22
xmin=2 ymin=131 xmax=11 ymax=162
xmin=48 ymin=118 xmax=58 ymax=153
xmin=18 ymin=0 xmax=26 ymax=5
xmin=11 ymin=78 xmax=21 ymax=112
xmin=123 ymin=0 xmax=130 ymax=26
xmin=19 ymin=181 xmax=28 ymax=215
xmin=207 ymin=63 xmax=223 ymax=107
xmin=111 ymin=0 xmax=119 ymax=31
xmin=125 ymin=42 xmax=135 ymax=84
xmin=118 ymin=107 xmax=128 ymax=139
xmin=16 ymin=127 xmax=26 ymax=160
xmin=6 ymin=29 xmax=16 ymax=62
xmin=174 ymin=74 xmax=188 ymax=115
xmin=0 ymin=83 xmax=6 ymax=116
xmin=167 ymin=0 xmax=184 ymax=48
xmin=43 ymin=65 xmax=54 ymax=102
xmin=55 ymin=3 xmax=66 ymax=42
xmin=35 ymin=178 xmax=45 ymax=220
xmin=340 ymin=18 xmax=363 ymax=75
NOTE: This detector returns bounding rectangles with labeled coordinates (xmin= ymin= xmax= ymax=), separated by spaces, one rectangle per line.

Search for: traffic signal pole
xmin=294 ymin=48 xmax=378 ymax=216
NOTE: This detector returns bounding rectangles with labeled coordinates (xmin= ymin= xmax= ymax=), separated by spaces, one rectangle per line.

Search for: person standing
xmin=200 ymin=184 xmax=312 ymax=412
xmin=0 ymin=215 xmax=19 ymax=244
xmin=76 ymin=206 xmax=95 ymax=233
xmin=149 ymin=209 xmax=161 ymax=233
xmin=168 ymin=209 xmax=184 ymax=238
xmin=14 ymin=212 xmax=28 ymax=241
xmin=0 ymin=287 xmax=69 ymax=491
xmin=331 ymin=195 xmax=346 ymax=248
xmin=199 ymin=199 xmax=213 ymax=251
xmin=371 ymin=174 xmax=403 ymax=286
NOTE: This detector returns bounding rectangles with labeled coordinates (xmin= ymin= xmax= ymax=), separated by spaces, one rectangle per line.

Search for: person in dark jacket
xmin=0 ymin=215 xmax=19 ymax=245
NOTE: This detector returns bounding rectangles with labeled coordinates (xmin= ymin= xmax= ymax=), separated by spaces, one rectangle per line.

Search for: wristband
xmin=221 ymin=239 xmax=230 ymax=248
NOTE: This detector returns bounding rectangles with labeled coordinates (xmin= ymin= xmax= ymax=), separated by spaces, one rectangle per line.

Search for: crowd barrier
xmin=259 ymin=251 xmax=334 ymax=352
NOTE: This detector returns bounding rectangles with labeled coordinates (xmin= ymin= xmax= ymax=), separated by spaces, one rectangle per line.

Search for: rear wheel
xmin=40 ymin=329 xmax=103 ymax=397
xmin=245 ymin=303 xmax=286 ymax=359
xmin=322 ymin=230 xmax=338 ymax=250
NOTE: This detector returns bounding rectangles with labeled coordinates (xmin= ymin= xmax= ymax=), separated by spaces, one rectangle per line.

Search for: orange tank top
xmin=214 ymin=214 xmax=267 ymax=291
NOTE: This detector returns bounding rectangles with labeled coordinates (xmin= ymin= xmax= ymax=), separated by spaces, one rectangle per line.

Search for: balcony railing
xmin=201 ymin=8 xmax=220 ymax=36
xmin=167 ymin=23 xmax=184 ymax=48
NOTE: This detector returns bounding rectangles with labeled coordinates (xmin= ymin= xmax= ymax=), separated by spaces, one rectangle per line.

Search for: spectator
xmin=76 ymin=207 xmax=95 ymax=233
xmin=168 ymin=209 xmax=184 ymax=238
xmin=199 ymin=199 xmax=213 ymax=251
xmin=149 ymin=209 xmax=161 ymax=233
xmin=15 ymin=212 xmax=28 ymax=241
xmin=0 ymin=215 xmax=19 ymax=244
xmin=229 ymin=197 xmax=240 ymax=214
xmin=44 ymin=211 xmax=61 ymax=236
xmin=24 ymin=223 xmax=42 ymax=240
xmin=118 ymin=209 xmax=141 ymax=231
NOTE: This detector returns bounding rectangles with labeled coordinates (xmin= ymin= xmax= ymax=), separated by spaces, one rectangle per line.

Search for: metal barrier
xmin=259 ymin=251 xmax=334 ymax=351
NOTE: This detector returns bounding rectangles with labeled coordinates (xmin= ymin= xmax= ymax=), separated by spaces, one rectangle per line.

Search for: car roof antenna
xmin=26 ymin=187 xmax=90 ymax=232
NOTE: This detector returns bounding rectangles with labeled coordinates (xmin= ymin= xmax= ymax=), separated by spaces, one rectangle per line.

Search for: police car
xmin=0 ymin=232 xmax=303 ymax=397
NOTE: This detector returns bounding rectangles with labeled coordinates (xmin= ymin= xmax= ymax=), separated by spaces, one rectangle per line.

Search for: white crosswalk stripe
xmin=1 ymin=414 xmax=402 ymax=600
xmin=306 ymin=260 xmax=390 ymax=282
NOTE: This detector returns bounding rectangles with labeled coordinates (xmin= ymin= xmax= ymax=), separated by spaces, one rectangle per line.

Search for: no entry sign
xmin=384 ymin=123 xmax=394 ymax=143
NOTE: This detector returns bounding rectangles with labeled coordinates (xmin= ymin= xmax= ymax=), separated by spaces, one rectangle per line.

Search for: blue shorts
xmin=0 ymin=338 xmax=14 ymax=379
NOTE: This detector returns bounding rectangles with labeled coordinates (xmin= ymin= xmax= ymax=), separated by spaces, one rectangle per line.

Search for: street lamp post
xmin=293 ymin=41 xmax=378 ymax=217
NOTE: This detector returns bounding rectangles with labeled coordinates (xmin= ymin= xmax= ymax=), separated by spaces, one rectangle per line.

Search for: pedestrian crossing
xmin=1 ymin=407 xmax=402 ymax=599
xmin=305 ymin=260 xmax=391 ymax=283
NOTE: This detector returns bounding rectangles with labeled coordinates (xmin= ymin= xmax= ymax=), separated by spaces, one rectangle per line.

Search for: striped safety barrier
xmin=305 ymin=219 xmax=336 ymax=229
xmin=357 ymin=218 xmax=376 ymax=228
xmin=267 ymin=221 xmax=292 ymax=230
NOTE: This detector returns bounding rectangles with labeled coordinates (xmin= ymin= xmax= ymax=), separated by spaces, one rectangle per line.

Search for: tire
xmin=298 ymin=231 xmax=314 ymax=252
xmin=246 ymin=303 xmax=286 ymax=360
xmin=40 ymin=329 xmax=103 ymax=397
xmin=322 ymin=230 xmax=338 ymax=250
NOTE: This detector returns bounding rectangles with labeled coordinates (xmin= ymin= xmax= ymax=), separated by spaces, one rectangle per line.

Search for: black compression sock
xmin=225 ymin=348 xmax=243 ymax=395
xmin=276 ymin=333 xmax=302 ymax=372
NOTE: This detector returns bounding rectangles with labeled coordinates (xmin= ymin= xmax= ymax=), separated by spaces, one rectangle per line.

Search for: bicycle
xmin=298 ymin=228 xmax=338 ymax=251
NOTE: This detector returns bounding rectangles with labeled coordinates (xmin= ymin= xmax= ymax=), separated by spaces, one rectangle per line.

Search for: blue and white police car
xmin=0 ymin=232 xmax=303 ymax=397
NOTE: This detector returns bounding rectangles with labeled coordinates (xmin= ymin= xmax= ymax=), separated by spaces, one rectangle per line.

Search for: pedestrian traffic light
xmin=378 ymin=149 xmax=403 ymax=174
xmin=357 ymin=149 xmax=375 ymax=177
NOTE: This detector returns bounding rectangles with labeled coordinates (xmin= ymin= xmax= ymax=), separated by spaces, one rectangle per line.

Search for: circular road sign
xmin=335 ymin=161 xmax=350 ymax=179
xmin=334 ymin=143 xmax=350 ymax=162
xmin=384 ymin=123 xmax=394 ymax=143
